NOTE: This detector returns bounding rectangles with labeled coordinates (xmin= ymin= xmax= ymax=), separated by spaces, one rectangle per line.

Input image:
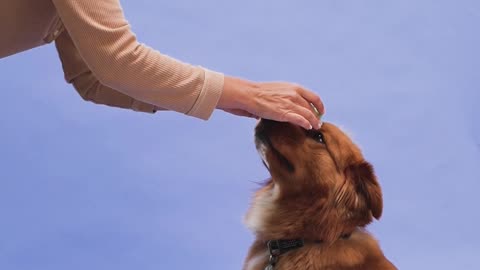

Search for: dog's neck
xmin=249 ymin=213 xmax=361 ymax=245
xmin=245 ymin=177 xmax=373 ymax=244
xmin=247 ymin=199 xmax=369 ymax=244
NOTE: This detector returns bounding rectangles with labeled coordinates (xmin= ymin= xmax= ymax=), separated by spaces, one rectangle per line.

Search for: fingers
xmin=284 ymin=112 xmax=313 ymax=130
xmin=297 ymin=87 xmax=325 ymax=115
xmin=294 ymin=98 xmax=322 ymax=129
xmin=295 ymin=106 xmax=320 ymax=130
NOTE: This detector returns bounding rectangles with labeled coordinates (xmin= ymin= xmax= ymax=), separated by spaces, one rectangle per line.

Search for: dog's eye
xmin=306 ymin=130 xmax=326 ymax=144
xmin=314 ymin=132 xmax=325 ymax=144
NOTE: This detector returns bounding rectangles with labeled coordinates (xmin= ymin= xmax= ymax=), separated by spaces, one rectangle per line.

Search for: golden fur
xmin=243 ymin=120 xmax=396 ymax=270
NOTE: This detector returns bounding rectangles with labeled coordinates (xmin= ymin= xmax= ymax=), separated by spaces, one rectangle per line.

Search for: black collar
xmin=265 ymin=234 xmax=351 ymax=270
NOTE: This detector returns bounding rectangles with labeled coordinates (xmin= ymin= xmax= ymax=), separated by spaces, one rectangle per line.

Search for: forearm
xmin=69 ymin=71 xmax=161 ymax=113
xmin=55 ymin=30 xmax=162 ymax=113
xmin=52 ymin=0 xmax=223 ymax=120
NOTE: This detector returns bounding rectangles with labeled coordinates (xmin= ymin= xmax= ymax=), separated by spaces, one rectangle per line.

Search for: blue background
xmin=1 ymin=0 xmax=479 ymax=269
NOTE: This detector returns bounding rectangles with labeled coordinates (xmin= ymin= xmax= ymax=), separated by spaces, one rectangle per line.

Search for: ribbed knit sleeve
xmin=51 ymin=0 xmax=224 ymax=120
xmin=55 ymin=30 xmax=163 ymax=114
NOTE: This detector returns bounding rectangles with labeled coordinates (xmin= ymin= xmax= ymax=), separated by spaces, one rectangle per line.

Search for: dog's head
xmin=246 ymin=120 xmax=383 ymax=242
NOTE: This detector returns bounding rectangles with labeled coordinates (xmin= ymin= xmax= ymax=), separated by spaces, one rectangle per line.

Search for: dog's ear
xmin=347 ymin=161 xmax=383 ymax=219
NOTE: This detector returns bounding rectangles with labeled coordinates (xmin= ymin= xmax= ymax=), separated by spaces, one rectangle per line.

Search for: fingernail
xmin=318 ymin=120 xmax=323 ymax=129
xmin=308 ymin=124 xmax=313 ymax=130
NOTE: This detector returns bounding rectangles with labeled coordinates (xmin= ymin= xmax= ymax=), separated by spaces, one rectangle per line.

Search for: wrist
xmin=217 ymin=76 xmax=258 ymax=110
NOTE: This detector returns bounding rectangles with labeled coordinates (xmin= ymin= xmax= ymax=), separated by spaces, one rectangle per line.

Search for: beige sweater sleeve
xmin=51 ymin=0 xmax=224 ymax=120
xmin=55 ymin=30 xmax=163 ymax=114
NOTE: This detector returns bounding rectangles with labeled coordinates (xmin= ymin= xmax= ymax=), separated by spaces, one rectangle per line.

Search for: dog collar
xmin=265 ymin=234 xmax=351 ymax=270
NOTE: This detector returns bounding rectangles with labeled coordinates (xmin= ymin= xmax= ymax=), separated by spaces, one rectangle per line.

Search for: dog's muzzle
xmin=255 ymin=133 xmax=271 ymax=170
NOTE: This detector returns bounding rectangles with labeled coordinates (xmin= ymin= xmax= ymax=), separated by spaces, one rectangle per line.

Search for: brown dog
xmin=243 ymin=120 xmax=396 ymax=270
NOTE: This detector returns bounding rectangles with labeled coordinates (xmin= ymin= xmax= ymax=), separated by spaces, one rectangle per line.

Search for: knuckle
xmin=288 ymin=83 xmax=300 ymax=91
xmin=292 ymin=95 xmax=303 ymax=103
xmin=280 ymin=111 xmax=292 ymax=121
xmin=288 ymin=92 xmax=298 ymax=100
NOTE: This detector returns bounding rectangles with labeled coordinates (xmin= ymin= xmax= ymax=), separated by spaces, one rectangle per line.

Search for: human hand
xmin=217 ymin=76 xmax=325 ymax=130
